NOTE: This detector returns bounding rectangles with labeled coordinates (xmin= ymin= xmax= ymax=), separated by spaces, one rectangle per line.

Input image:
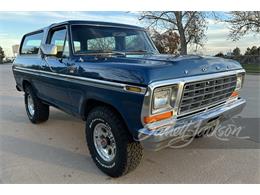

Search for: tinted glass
xmin=126 ymin=35 xmax=143 ymax=50
xmin=21 ymin=32 xmax=43 ymax=55
xmin=63 ymin=35 xmax=70 ymax=57
xmin=71 ymin=25 xmax=158 ymax=54
xmin=50 ymin=29 xmax=67 ymax=54
xmin=88 ymin=37 xmax=115 ymax=51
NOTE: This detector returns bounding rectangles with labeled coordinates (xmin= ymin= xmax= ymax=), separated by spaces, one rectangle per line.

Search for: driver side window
xmin=49 ymin=28 xmax=69 ymax=57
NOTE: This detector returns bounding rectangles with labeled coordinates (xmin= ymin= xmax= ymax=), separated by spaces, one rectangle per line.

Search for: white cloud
xmin=2 ymin=11 xmax=141 ymax=25
xmin=0 ymin=33 xmax=8 ymax=37
xmin=0 ymin=11 xmax=31 ymax=20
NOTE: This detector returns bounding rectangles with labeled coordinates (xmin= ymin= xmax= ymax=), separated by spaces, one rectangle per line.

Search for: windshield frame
xmin=69 ymin=24 xmax=159 ymax=56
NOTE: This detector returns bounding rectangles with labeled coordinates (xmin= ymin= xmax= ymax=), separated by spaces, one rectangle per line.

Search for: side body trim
xmin=13 ymin=66 xmax=147 ymax=94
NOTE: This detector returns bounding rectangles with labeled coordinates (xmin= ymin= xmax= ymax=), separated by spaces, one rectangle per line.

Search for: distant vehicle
xmin=12 ymin=20 xmax=246 ymax=177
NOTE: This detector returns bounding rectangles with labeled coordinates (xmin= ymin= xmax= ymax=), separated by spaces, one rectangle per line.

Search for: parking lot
xmin=0 ymin=64 xmax=259 ymax=183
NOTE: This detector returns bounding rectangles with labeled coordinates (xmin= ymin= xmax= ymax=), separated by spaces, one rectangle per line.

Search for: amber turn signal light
xmin=144 ymin=111 xmax=173 ymax=124
xmin=230 ymin=91 xmax=239 ymax=98
xmin=125 ymin=86 xmax=142 ymax=93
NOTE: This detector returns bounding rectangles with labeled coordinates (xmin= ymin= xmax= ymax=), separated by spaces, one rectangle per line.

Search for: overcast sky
xmin=0 ymin=11 xmax=259 ymax=57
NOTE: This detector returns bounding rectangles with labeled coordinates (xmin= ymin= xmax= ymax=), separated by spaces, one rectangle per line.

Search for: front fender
xmin=79 ymin=87 xmax=145 ymax=136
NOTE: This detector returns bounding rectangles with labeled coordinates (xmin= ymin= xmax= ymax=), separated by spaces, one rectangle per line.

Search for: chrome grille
xmin=179 ymin=75 xmax=237 ymax=115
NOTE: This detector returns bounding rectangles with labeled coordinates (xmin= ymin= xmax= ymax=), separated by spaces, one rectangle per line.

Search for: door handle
xmin=67 ymin=64 xmax=77 ymax=74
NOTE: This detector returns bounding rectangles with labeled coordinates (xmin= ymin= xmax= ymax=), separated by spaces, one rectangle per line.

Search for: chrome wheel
xmin=93 ymin=123 xmax=116 ymax=162
xmin=27 ymin=94 xmax=35 ymax=116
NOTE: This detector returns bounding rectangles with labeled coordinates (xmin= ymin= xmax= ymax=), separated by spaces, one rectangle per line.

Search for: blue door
xmin=39 ymin=26 xmax=74 ymax=113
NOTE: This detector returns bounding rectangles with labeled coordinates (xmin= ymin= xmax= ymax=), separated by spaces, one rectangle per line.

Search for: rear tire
xmin=24 ymin=85 xmax=49 ymax=124
xmin=86 ymin=106 xmax=143 ymax=177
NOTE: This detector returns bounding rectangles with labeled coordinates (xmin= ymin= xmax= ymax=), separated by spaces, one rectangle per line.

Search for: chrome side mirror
xmin=40 ymin=44 xmax=57 ymax=56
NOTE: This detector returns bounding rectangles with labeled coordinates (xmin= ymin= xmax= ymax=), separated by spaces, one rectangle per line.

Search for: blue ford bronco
xmin=12 ymin=20 xmax=246 ymax=177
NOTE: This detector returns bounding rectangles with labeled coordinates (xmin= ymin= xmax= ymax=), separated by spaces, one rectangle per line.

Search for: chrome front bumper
xmin=138 ymin=98 xmax=246 ymax=151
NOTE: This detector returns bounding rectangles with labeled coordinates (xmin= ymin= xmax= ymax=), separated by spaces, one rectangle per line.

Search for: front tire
xmin=24 ymin=85 xmax=49 ymax=124
xmin=86 ymin=106 xmax=143 ymax=177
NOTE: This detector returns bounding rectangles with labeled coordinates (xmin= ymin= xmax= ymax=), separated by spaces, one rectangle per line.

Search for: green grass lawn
xmin=242 ymin=64 xmax=260 ymax=73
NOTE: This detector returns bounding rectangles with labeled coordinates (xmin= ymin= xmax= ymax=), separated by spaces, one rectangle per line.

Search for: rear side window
xmin=21 ymin=32 xmax=43 ymax=55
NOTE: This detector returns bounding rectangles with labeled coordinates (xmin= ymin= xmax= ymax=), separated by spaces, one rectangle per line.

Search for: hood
xmin=75 ymin=54 xmax=243 ymax=86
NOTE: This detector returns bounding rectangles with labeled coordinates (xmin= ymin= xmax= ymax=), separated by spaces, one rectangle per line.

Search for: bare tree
xmin=88 ymin=37 xmax=115 ymax=51
xmin=226 ymin=11 xmax=260 ymax=41
xmin=149 ymin=29 xmax=180 ymax=54
xmin=139 ymin=11 xmax=207 ymax=55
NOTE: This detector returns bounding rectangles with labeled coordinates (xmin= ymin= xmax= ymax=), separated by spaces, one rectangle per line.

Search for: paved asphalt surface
xmin=0 ymin=64 xmax=259 ymax=183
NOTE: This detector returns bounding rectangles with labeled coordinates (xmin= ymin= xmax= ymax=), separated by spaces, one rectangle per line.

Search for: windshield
xmin=71 ymin=25 xmax=158 ymax=55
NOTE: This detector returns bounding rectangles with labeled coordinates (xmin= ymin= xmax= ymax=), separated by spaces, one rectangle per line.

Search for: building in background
xmin=12 ymin=44 xmax=19 ymax=57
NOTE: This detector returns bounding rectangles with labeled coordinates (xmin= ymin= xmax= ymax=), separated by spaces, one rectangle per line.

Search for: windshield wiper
xmin=79 ymin=50 xmax=126 ymax=57
xmin=104 ymin=51 xmax=126 ymax=56
xmin=76 ymin=50 xmax=155 ymax=56
xmin=125 ymin=50 xmax=154 ymax=55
